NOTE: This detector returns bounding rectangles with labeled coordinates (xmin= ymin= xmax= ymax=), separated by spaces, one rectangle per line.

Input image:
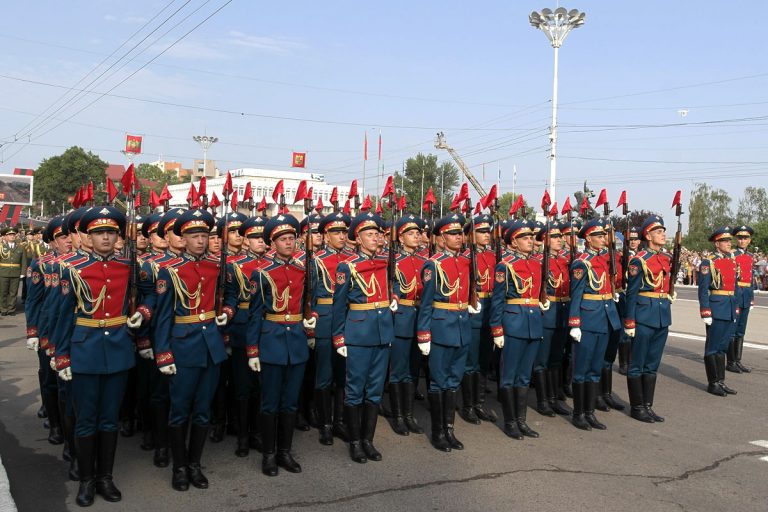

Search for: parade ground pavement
xmin=1 ymin=287 xmax=767 ymax=512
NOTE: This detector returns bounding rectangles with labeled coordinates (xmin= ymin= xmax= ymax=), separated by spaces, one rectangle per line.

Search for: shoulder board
xmin=636 ymin=250 xmax=649 ymax=258
xmin=577 ymin=252 xmax=590 ymax=261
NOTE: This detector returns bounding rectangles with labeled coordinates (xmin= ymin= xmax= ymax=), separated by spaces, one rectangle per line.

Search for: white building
xmin=165 ymin=168 xmax=358 ymax=218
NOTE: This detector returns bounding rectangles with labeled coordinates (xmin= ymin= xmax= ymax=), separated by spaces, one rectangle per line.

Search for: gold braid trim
xmin=548 ymin=272 xmax=563 ymax=290
xmin=348 ymin=261 xmax=381 ymax=298
xmin=636 ymin=257 xmax=664 ymax=289
xmin=435 ymin=260 xmax=459 ymax=297
xmin=167 ymin=267 xmax=201 ymax=310
xmin=580 ymin=258 xmax=606 ymax=291
xmin=504 ymin=262 xmax=533 ymax=295
xmin=315 ymin=258 xmax=334 ymax=293
xmin=396 ymin=267 xmax=417 ymax=295
xmin=232 ymin=263 xmax=251 ymax=301
xmin=0 ymin=245 xmax=10 ymax=259
xmin=69 ymin=268 xmax=107 ymax=315
xmin=260 ymin=271 xmax=290 ymax=312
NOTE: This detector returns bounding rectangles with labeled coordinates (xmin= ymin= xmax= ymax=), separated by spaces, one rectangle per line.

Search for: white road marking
xmin=676 ymin=298 xmax=768 ymax=310
xmin=761 ymin=456 xmax=768 ymax=462
xmin=668 ymin=332 xmax=768 ymax=350
xmin=750 ymin=440 xmax=768 ymax=448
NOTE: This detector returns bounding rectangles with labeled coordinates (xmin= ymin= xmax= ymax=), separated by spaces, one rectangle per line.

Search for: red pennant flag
xmin=209 ymin=192 xmax=221 ymax=209
xmin=230 ymin=190 xmax=238 ymax=210
xmin=85 ymin=181 xmax=94 ymax=203
xmin=243 ymin=182 xmax=253 ymax=203
xmin=509 ymin=195 xmax=524 ymax=216
xmin=330 ymin=186 xmax=338 ymax=204
xmin=307 ymin=187 xmax=314 ymax=200
xmin=382 ymin=176 xmax=395 ymax=197
xmin=281 ymin=205 xmax=291 ymax=214
xmin=561 ymin=197 xmax=573 ymax=215
xmin=159 ymin=184 xmax=172 ymax=201
xmin=71 ymin=187 xmax=81 ymax=208
xmin=671 ymin=190 xmax=682 ymax=208
xmin=397 ymin=195 xmax=406 ymax=211
xmin=343 ymin=199 xmax=351 ymax=214
xmin=456 ymin=182 xmax=469 ymax=202
xmin=121 ymin=163 xmax=137 ymax=195
xmin=186 ymin=183 xmax=198 ymax=205
xmin=541 ymin=190 xmax=551 ymax=210
xmin=257 ymin=196 xmax=267 ymax=212
xmin=348 ymin=180 xmax=358 ymax=199
xmin=474 ymin=202 xmax=482 ymax=215
xmin=293 ymin=180 xmax=309 ymax=204
xmin=579 ymin=196 xmax=591 ymax=215
xmin=549 ymin=202 xmax=558 ymax=218
xmin=595 ymin=189 xmax=608 ymax=208
xmin=292 ymin=152 xmax=306 ymax=168
xmin=315 ymin=197 xmax=324 ymax=212
xmin=106 ymin=179 xmax=119 ymax=203
xmin=360 ymin=195 xmax=372 ymax=211
xmin=424 ymin=187 xmax=437 ymax=205
xmin=149 ymin=190 xmax=160 ymax=209
xmin=449 ymin=194 xmax=460 ymax=211
xmin=616 ymin=190 xmax=627 ymax=208
xmin=272 ymin=179 xmax=284 ymax=203
xmin=375 ymin=201 xmax=383 ymax=215
xmin=222 ymin=171 xmax=233 ymax=196
xmin=135 ymin=192 xmax=142 ymax=208
xmin=198 ymin=177 xmax=207 ymax=197
xmin=461 ymin=200 xmax=470 ymax=214
xmin=481 ymin=184 xmax=498 ymax=209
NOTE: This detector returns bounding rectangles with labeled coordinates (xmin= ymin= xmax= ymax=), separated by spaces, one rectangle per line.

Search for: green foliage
xmin=393 ymin=153 xmax=459 ymax=216
xmin=736 ymin=186 xmax=768 ymax=225
xmin=33 ymin=146 xmax=108 ymax=208
xmin=135 ymin=163 xmax=183 ymax=192
xmin=685 ymin=182 xmax=733 ymax=251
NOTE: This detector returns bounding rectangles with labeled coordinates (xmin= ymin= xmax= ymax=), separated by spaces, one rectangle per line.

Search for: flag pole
xmin=362 ymin=131 xmax=367 ymax=198
xmin=419 ymin=163 xmax=425 ymax=217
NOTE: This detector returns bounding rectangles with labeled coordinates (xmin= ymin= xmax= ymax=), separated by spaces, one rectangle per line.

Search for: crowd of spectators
xmin=679 ymin=248 xmax=768 ymax=291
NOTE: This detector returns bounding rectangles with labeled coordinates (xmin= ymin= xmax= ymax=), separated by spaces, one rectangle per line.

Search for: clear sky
xmin=1 ymin=0 xmax=766 ymax=220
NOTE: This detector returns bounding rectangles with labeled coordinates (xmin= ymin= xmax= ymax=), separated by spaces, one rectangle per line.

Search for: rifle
xmin=490 ymin=197 xmax=502 ymax=262
xmin=387 ymin=194 xmax=398 ymax=299
xmin=540 ymin=194 xmax=551 ymax=304
xmin=620 ymin=194 xmax=630 ymax=290
xmin=567 ymin=211 xmax=576 ymax=266
xmin=303 ymin=195 xmax=314 ymax=321
xmin=126 ymin=179 xmax=139 ymax=316
xmin=669 ymin=191 xmax=684 ymax=297
xmin=214 ymin=177 xmax=231 ymax=316
xmin=466 ymin=199 xmax=479 ymax=309
xmin=602 ymin=199 xmax=618 ymax=295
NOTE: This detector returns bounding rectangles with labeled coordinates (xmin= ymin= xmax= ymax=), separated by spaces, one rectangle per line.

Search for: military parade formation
xmin=7 ymin=170 xmax=759 ymax=508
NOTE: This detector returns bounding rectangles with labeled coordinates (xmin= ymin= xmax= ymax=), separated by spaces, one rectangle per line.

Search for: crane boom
xmin=435 ymin=132 xmax=487 ymax=198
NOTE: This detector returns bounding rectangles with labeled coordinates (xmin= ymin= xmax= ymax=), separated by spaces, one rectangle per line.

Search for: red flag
xmin=106 ymin=179 xmax=119 ymax=203
xmin=375 ymin=201 xmax=383 ymax=215
xmin=159 ymin=184 xmax=172 ymax=202
xmin=186 ymin=183 xmax=198 ymax=205
xmin=360 ymin=195 xmax=372 ymax=211
xmin=561 ymin=197 xmax=573 ymax=215
xmin=481 ymin=184 xmax=498 ymax=209
xmin=272 ymin=179 xmax=284 ymax=203
xmin=449 ymin=194 xmax=460 ymax=211
xmin=307 ymin=187 xmax=314 ymax=200
xmin=595 ymin=189 xmax=608 ymax=209
xmin=541 ymin=190 xmax=551 ymax=210
xmin=222 ymin=171 xmax=233 ymax=196
xmin=135 ymin=192 xmax=142 ymax=208
xmin=456 ymin=182 xmax=469 ymax=202
xmin=397 ymin=195 xmax=406 ymax=212
xmin=281 ymin=206 xmax=291 ymax=214
xmin=198 ymin=177 xmax=207 ymax=197
xmin=230 ymin=190 xmax=238 ymax=210
xmin=209 ymin=192 xmax=221 ymax=209
xmin=85 ymin=181 xmax=94 ymax=203
xmin=293 ymin=180 xmax=309 ymax=204
xmin=672 ymin=190 xmax=682 ymax=208
xmin=121 ymin=163 xmax=137 ymax=195
xmin=315 ymin=197 xmax=324 ymax=212
xmin=461 ymin=200 xmax=470 ymax=214
xmin=509 ymin=195 xmax=524 ymax=216
xmin=292 ymin=152 xmax=306 ymax=168
xmin=125 ymin=135 xmax=142 ymax=154
xmin=243 ymin=182 xmax=253 ymax=203
xmin=424 ymin=187 xmax=436 ymax=205
xmin=579 ymin=196 xmax=590 ymax=215
xmin=474 ymin=202 xmax=482 ymax=215
xmin=348 ymin=180 xmax=358 ymax=199
xmin=343 ymin=199 xmax=351 ymax=214
xmin=616 ymin=190 xmax=627 ymax=208
xmin=72 ymin=187 xmax=81 ymax=208
xmin=256 ymin=197 xmax=267 ymax=212
xmin=149 ymin=190 xmax=160 ymax=209
xmin=330 ymin=187 xmax=338 ymax=204
xmin=382 ymin=176 xmax=395 ymax=197
xmin=549 ymin=202 xmax=558 ymax=218
xmin=363 ymin=134 xmax=368 ymax=161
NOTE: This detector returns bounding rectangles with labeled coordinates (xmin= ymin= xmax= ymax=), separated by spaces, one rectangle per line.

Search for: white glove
xmin=248 ymin=357 xmax=261 ymax=372
xmin=58 ymin=367 xmax=72 ymax=381
xmin=570 ymin=327 xmax=582 ymax=342
xmin=468 ymin=302 xmax=481 ymax=315
xmin=493 ymin=336 xmax=504 ymax=349
xmin=668 ymin=291 xmax=677 ymax=302
xmin=389 ymin=299 xmax=398 ymax=312
xmin=624 ymin=328 xmax=636 ymax=338
xmin=303 ymin=316 xmax=317 ymax=330
xmin=50 ymin=357 xmax=56 ymax=371
xmin=750 ymin=305 xmax=754 ymax=311
xmin=613 ymin=293 xmax=621 ymax=302
xmin=19 ymin=274 xmax=25 ymax=279
xmin=138 ymin=348 xmax=154 ymax=360
xmin=419 ymin=342 xmax=431 ymax=356
xmin=539 ymin=300 xmax=551 ymax=312
xmin=307 ymin=337 xmax=316 ymax=349
xmin=702 ymin=317 xmax=712 ymax=326
xmin=336 ymin=346 xmax=347 ymax=358
xmin=26 ymin=337 xmax=39 ymax=351
xmin=159 ymin=364 xmax=177 ymax=375
xmin=127 ymin=311 xmax=143 ymax=329
xmin=215 ymin=313 xmax=228 ymax=327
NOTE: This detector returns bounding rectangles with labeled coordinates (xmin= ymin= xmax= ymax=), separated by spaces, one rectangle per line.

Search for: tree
xmin=34 ymin=146 xmax=108 ymax=209
xmin=393 ymin=153 xmax=459 ymax=216
xmin=135 ymin=163 xmax=183 ymax=193
xmin=736 ymin=186 xmax=768 ymax=225
xmin=497 ymin=192 xmax=528 ymax=218
xmin=611 ymin=210 xmax=659 ymax=232
xmin=685 ymin=182 xmax=733 ymax=250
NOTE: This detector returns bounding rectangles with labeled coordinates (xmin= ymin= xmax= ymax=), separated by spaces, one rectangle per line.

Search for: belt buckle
xmin=98 ymin=319 xmax=106 ymax=328
xmin=458 ymin=302 xmax=464 ymax=309
xmin=374 ymin=301 xmax=380 ymax=309
xmin=198 ymin=312 xmax=207 ymax=321
xmin=284 ymin=313 xmax=291 ymax=321
xmin=524 ymin=298 xmax=530 ymax=304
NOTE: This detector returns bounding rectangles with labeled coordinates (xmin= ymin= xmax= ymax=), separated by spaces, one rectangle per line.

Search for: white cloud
xmin=103 ymin=14 xmax=117 ymax=21
xmin=226 ymin=31 xmax=305 ymax=54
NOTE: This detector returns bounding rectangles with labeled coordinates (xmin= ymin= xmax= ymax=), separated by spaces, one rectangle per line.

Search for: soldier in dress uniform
xmin=618 ymin=226 xmax=641 ymax=376
xmin=223 ymin=215 xmax=269 ymax=457
xmin=22 ymin=226 xmax=44 ymax=302
xmin=332 ymin=212 xmax=394 ymax=463
xmin=417 ymin=214 xmax=477 ymax=452
xmin=623 ymin=215 xmax=671 ymax=423
xmin=245 ymin=214 xmax=314 ymax=476
xmin=459 ymin=214 xmax=497 ymax=424
xmin=697 ymin=227 xmax=741 ymax=396
xmin=152 ymin=208 xmax=231 ymax=491
xmin=309 ymin=212 xmax=353 ymax=445
xmin=490 ymin=219 xmax=547 ymax=439
xmin=567 ymin=218 xmax=621 ymax=431
xmin=388 ymin=214 xmax=426 ymax=436
xmin=559 ymin=219 xmax=579 ymax=399
xmin=533 ymin=222 xmax=572 ymax=417
xmin=51 ymin=206 xmax=136 ymax=507
xmin=0 ymin=226 xmax=27 ymax=315
xmin=729 ymin=225 xmax=755 ymax=373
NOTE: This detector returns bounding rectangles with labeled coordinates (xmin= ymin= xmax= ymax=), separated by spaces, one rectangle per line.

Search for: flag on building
xmin=292 ymin=152 xmax=306 ymax=168
xmin=125 ymin=135 xmax=142 ymax=154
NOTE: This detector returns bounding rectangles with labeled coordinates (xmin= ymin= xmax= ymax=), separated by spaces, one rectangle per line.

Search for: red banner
xmin=292 ymin=152 xmax=306 ymax=168
xmin=125 ymin=135 xmax=142 ymax=154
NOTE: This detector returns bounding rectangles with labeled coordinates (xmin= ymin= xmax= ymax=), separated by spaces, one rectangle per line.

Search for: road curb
xmin=0 ymin=454 xmax=18 ymax=512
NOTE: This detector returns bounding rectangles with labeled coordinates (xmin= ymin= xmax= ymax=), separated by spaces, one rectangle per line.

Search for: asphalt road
xmin=1 ymin=294 xmax=767 ymax=512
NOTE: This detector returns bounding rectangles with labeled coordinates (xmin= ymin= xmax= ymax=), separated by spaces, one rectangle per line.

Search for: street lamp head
xmin=529 ymin=7 xmax=586 ymax=48
xmin=192 ymin=135 xmax=219 ymax=151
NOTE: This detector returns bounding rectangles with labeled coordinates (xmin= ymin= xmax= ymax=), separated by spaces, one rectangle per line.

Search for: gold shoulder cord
xmin=396 ymin=266 xmax=417 ymax=295
xmin=69 ymin=267 xmax=107 ymax=315
xmin=167 ymin=267 xmax=202 ymax=310
xmin=260 ymin=270 xmax=289 ymax=312
xmin=707 ymin=257 xmax=722 ymax=289
xmin=577 ymin=258 xmax=606 ymax=292
xmin=315 ymin=258 xmax=334 ymax=294
xmin=435 ymin=260 xmax=459 ymax=297
xmin=636 ymin=258 xmax=663 ymax=289
xmin=232 ymin=263 xmax=251 ymax=301
xmin=504 ymin=262 xmax=532 ymax=295
xmin=349 ymin=261 xmax=381 ymax=298
xmin=0 ymin=245 xmax=9 ymax=259
xmin=548 ymin=266 xmax=563 ymax=290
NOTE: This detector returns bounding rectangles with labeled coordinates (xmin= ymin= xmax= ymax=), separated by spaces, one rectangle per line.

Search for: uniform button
xmin=202 ymin=326 xmax=207 ymax=330
xmin=286 ymin=326 xmax=291 ymax=331
xmin=378 ymin=311 xmax=382 ymax=315
xmin=106 ymin=279 xmax=110 ymax=283
xmin=201 ymin=277 xmax=205 ymax=281
xmin=107 ymin=295 xmax=111 ymax=299
xmin=104 ymin=331 xmax=109 ymax=335
xmin=105 ymin=313 xmax=110 ymax=318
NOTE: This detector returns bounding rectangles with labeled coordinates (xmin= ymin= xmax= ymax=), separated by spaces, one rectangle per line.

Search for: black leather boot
xmin=514 ymin=387 xmax=539 ymax=438
xmin=294 ymin=391 xmax=311 ymax=431
xmin=345 ymin=404 xmax=367 ymax=463
xmin=715 ymin=353 xmax=737 ymax=395
xmin=316 ymin=388 xmax=334 ymax=445
xmin=627 ymin=376 xmax=654 ymax=423
xmin=601 ymin=367 xmax=625 ymax=411
xmin=570 ymin=382 xmax=591 ymax=431
xmin=532 ymin=370 xmax=555 ymax=417
xmin=260 ymin=413 xmax=278 ymax=476
xmin=402 ymin=382 xmax=424 ymax=433
xmin=248 ymin=393 xmax=262 ymax=451
xmin=473 ymin=372 xmax=497 ymax=422
xmin=75 ymin=435 xmax=96 ymax=507
xmin=735 ymin=336 xmax=751 ymax=373
xmin=332 ymin=387 xmax=349 ymax=442
xmin=726 ymin=338 xmax=741 ymax=373
xmin=187 ymin=424 xmax=209 ymax=489
xmin=642 ymin=374 xmax=664 ymax=422
xmin=63 ymin=412 xmax=79 ymax=480
xmin=95 ymin=431 xmax=121 ymax=502
xmin=561 ymin=358 xmax=573 ymax=398
xmin=276 ymin=412 xmax=302 ymax=473
xmin=152 ymin=403 xmax=170 ymax=468
xmin=42 ymin=391 xmax=64 ymax=445
xmin=427 ymin=392 xmax=451 ymax=451
xmin=442 ymin=390 xmax=463 ymax=450
xmin=585 ymin=382 xmax=607 ymax=430
xmin=362 ymin=402 xmax=382 ymax=461
xmin=235 ymin=399 xmax=250 ymax=457
xmin=37 ymin=403 xmax=47 ymax=419
xmin=618 ymin=341 xmax=631 ymax=376
xmin=704 ymin=354 xmax=726 ymax=396
xmin=386 ymin=382 xmax=408 ymax=435
xmin=498 ymin=387 xmax=522 ymax=439
xmin=459 ymin=374 xmax=481 ymax=424
xmin=546 ymin=368 xmax=571 ymax=415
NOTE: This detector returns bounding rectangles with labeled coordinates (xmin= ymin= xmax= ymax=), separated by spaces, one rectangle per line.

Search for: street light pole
xmin=192 ymin=135 xmax=219 ymax=182
xmin=529 ymin=7 xmax=585 ymax=201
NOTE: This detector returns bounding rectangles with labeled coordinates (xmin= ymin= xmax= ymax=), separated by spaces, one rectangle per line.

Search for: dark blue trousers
xmin=735 ymin=307 xmax=750 ymax=338
xmin=72 ymin=371 xmax=129 ymax=437
xmin=260 ymin=362 xmax=306 ymax=414
xmin=602 ymin=326 xmax=622 ymax=369
xmin=573 ymin=331 xmax=609 ymax=383
xmin=428 ymin=343 xmax=469 ymax=392
xmin=231 ymin=347 xmax=259 ymax=401
xmin=169 ymin=363 xmax=220 ymax=427
xmin=705 ymin=319 xmax=736 ymax=356
xmin=390 ymin=336 xmax=415 ymax=383
xmin=546 ymin=327 xmax=568 ymax=368
xmin=628 ymin=324 xmax=668 ymax=377
xmin=315 ymin=337 xmax=345 ymax=390
xmin=500 ymin=336 xmax=539 ymax=388
xmin=534 ymin=330 xmax=552 ymax=372
xmin=37 ymin=350 xmax=58 ymax=394
xmin=345 ymin=345 xmax=389 ymax=405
